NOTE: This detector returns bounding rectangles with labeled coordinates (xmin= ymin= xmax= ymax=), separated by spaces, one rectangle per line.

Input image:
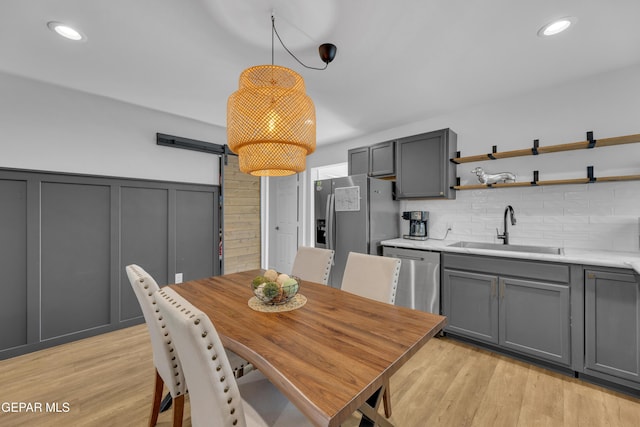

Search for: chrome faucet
xmin=497 ymin=205 xmax=516 ymax=245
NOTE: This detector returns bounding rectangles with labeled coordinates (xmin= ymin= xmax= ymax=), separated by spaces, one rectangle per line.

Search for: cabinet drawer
xmin=443 ymin=253 xmax=569 ymax=283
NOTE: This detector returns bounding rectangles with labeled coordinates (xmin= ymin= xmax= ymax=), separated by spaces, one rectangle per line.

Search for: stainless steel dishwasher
xmin=383 ymin=246 xmax=440 ymax=314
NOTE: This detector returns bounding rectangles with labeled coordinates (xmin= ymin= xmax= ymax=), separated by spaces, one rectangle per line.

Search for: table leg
xmin=357 ymin=386 xmax=394 ymax=427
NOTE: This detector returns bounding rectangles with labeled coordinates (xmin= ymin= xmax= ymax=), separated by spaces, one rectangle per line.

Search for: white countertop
xmin=381 ymin=238 xmax=640 ymax=275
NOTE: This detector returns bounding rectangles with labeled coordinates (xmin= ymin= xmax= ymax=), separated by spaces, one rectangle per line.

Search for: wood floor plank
xmin=1 ymin=325 xmax=639 ymax=427
xmin=516 ymin=366 xmax=566 ymax=426
xmin=472 ymin=355 xmax=527 ymax=427
xmin=423 ymin=343 xmax=499 ymax=426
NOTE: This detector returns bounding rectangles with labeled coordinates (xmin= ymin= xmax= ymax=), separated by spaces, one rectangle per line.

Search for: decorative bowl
xmin=251 ymin=271 xmax=300 ymax=305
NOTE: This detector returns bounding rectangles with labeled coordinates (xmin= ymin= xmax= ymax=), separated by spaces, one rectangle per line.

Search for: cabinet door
xmin=348 ymin=146 xmax=370 ymax=176
xmin=499 ymin=277 xmax=571 ymax=366
xmin=369 ymin=140 xmax=395 ymax=177
xmin=442 ymin=269 xmax=498 ymax=344
xmin=395 ymin=129 xmax=456 ymax=199
xmin=585 ymin=270 xmax=640 ymax=383
xmin=0 ymin=179 xmax=28 ymax=351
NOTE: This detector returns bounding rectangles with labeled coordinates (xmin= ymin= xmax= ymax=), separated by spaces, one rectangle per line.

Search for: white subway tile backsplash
xmin=581 ymin=205 xmax=613 ymax=216
xmin=543 ymin=215 xmax=589 ymax=224
xmin=614 ymin=188 xmax=640 ymax=199
xmin=565 ymin=190 xmax=599 ymax=200
xmin=523 ymin=191 xmax=564 ymax=201
xmin=523 ymin=222 xmax=562 ymax=231
xmin=414 ymin=182 xmax=640 ymax=252
xmin=545 ymin=230 xmax=592 ymax=240
xmin=613 ymin=206 xmax=640 ymax=215
xmin=525 ymin=208 xmax=566 ymax=217
xmin=590 ymin=215 xmax=638 ymax=224
xmin=543 ymin=199 xmax=589 ymax=210
xmin=542 ymin=184 xmax=585 ymax=194
xmin=514 ymin=216 xmax=544 ymax=224
xmin=564 ymin=205 xmax=613 ymax=216
xmin=584 ymin=188 xmax=615 ymax=200
xmin=563 ymin=238 xmax=613 ymax=250
xmin=511 ymin=229 xmax=544 ymax=239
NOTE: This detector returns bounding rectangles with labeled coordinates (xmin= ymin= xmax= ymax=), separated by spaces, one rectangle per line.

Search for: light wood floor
xmin=1 ymin=324 xmax=639 ymax=427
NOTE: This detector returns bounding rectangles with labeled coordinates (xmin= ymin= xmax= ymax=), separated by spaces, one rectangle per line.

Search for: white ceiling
xmin=3 ymin=0 xmax=640 ymax=146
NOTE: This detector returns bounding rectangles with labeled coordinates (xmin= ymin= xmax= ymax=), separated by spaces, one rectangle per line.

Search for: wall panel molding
xmin=0 ymin=168 xmax=220 ymax=359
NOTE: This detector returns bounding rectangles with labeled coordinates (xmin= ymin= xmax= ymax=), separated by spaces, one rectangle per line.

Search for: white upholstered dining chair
xmin=126 ymin=264 xmax=252 ymax=426
xmin=290 ymin=246 xmax=335 ymax=285
xmin=156 ymin=286 xmax=313 ymax=427
xmin=340 ymin=252 xmax=402 ymax=418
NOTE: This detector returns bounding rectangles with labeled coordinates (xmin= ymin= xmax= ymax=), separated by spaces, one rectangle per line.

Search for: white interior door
xmin=268 ymin=174 xmax=299 ymax=273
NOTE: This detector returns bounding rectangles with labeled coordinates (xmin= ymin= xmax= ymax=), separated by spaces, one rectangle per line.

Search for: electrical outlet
xmin=175 ymin=273 xmax=183 ymax=283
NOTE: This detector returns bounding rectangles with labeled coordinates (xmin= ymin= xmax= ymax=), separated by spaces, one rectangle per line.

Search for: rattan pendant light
xmin=227 ymin=15 xmax=336 ymax=176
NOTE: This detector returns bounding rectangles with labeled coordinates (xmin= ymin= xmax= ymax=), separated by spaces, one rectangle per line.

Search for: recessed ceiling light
xmin=537 ymin=17 xmax=576 ymax=37
xmin=47 ymin=21 xmax=86 ymax=41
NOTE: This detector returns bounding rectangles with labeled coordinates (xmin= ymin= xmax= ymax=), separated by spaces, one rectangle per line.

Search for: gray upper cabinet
xmin=369 ymin=140 xmax=395 ymax=177
xmin=584 ymin=269 xmax=640 ymax=386
xmin=395 ymin=128 xmax=457 ymax=199
xmin=442 ymin=253 xmax=571 ymax=367
xmin=347 ymin=140 xmax=395 ymax=177
xmin=347 ymin=146 xmax=369 ymax=176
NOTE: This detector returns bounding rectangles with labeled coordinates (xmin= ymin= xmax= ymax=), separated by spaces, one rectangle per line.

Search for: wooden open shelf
xmin=451 ymin=133 xmax=640 ymax=164
xmin=453 ymin=174 xmax=640 ymax=191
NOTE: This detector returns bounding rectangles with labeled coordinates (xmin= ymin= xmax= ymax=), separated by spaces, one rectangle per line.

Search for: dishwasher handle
xmin=392 ymin=254 xmax=426 ymax=262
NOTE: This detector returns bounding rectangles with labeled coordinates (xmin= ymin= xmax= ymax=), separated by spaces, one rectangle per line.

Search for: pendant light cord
xmin=271 ymin=15 xmax=328 ymax=70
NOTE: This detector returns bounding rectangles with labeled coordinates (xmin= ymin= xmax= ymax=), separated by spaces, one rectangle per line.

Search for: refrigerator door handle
xmin=326 ymin=194 xmax=335 ymax=253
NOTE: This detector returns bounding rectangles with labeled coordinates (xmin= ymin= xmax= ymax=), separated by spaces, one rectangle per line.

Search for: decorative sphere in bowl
xmin=252 ymin=269 xmax=300 ymax=305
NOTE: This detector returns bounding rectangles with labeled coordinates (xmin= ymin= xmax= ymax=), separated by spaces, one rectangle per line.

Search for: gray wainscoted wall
xmin=0 ymin=168 xmax=220 ymax=359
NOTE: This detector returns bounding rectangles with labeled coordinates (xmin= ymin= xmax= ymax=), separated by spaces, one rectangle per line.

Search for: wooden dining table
xmin=170 ymin=269 xmax=447 ymax=427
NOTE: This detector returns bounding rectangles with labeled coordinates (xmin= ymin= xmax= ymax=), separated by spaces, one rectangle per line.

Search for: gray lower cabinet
xmin=442 ymin=269 xmax=498 ymax=343
xmin=442 ymin=253 xmax=571 ymax=366
xmin=499 ymin=277 xmax=570 ymax=365
xmin=584 ymin=269 xmax=640 ymax=386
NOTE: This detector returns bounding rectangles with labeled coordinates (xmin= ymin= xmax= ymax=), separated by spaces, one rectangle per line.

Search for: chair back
xmin=126 ymin=265 xmax=186 ymax=398
xmin=156 ymin=287 xmax=248 ymax=427
xmin=340 ymin=252 xmax=401 ymax=304
xmin=290 ymin=247 xmax=335 ymax=285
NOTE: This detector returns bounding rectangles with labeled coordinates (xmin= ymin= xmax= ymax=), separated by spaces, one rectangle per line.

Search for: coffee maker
xmin=402 ymin=211 xmax=429 ymax=240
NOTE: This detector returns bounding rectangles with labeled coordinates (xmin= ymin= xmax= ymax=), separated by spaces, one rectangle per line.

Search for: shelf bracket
xmin=587 ymin=165 xmax=597 ymax=182
xmin=587 ymin=131 xmax=597 ymax=149
xmin=531 ymin=170 xmax=539 ymax=185
xmin=487 ymin=145 xmax=497 ymax=160
xmin=532 ymin=139 xmax=540 ymax=155
xmin=450 ymin=151 xmax=461 ymax=164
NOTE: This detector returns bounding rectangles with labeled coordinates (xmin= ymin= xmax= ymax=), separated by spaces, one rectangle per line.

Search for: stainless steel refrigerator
xmin=314 ymin=174 xmax=399 ymax=288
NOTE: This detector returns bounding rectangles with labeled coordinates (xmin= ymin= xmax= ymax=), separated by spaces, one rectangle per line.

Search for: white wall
xmin=0 ymin=71 xmax=224 ymax=185
xmin=305 ymin=63 xmax=640 ymax=252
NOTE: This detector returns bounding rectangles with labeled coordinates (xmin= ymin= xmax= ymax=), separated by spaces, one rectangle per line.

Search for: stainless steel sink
xmin=448 ymin=241 xmax=564 ymax=255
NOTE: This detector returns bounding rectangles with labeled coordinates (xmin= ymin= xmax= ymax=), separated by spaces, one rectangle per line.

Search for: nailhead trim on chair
xmin=128 ymin=266 xmax=186 ymax=396
xmin=157 ymin=289 xmax=241 ymax=426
